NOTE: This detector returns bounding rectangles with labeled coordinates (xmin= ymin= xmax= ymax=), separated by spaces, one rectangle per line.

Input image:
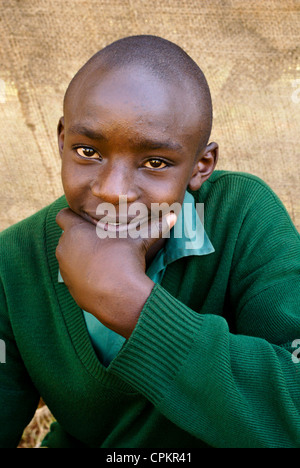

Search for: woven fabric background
xmin=0 ymin=0 xmax=299 ymax=231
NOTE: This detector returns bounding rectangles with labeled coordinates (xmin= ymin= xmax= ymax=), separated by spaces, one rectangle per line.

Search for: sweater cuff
xmin=109 ymin=283 xmax=204 ymax=404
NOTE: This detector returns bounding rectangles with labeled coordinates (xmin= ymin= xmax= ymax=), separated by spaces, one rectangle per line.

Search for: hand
xmin=55 ymin=208 xmax=176 ymax=339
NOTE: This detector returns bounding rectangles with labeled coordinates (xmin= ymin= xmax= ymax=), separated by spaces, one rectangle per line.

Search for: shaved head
xmin=64 ymin=35 xmax=213 ymax=155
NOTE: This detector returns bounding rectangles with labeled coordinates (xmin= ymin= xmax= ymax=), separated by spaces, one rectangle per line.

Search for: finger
xmin=150 ymin=212 xmax=177 ymax=239
xmin=56 ymin=208 xmax=85 ymax=231
xmin=140 ymin=212 xmax=177 ymax=250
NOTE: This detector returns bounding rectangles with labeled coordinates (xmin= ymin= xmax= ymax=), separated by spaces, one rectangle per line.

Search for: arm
xmin=108 ymin=182 xmax=300 ymax=448
xmin=55 ymin=210 xmax=175 ymax=339
xmin=0 ymin=278 xmax=39 ymax=447
xmin=109 ymin=282 xmax=300 ymax=448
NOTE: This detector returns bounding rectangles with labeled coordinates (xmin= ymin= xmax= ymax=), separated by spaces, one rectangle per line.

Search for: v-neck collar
xmin=45 ymin=196 xmax=185 ymax=386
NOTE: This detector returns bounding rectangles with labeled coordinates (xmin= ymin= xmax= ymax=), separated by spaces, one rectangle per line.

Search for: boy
xmin=0 ymin=35 xmax=299 ymax=448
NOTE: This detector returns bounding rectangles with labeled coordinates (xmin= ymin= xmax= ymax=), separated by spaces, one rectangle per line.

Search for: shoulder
xmin=197 ymin=170 xmax=279 ymax=200
xmin=194 ymin=170 xmax=292 ymax=217
xmin=0 ymin=196 xmax=68 ymax=271
xmin=192 ymin=170 xmax=299 ymax=239
xmin=0 ymin=195 xmax=67 ymax=243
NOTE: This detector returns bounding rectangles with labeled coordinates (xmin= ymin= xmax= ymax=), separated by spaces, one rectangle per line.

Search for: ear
xmin=57 ymin=117 xmax=65 ymax=158
xmin=188 ymin=142 xmax=219 ymax=191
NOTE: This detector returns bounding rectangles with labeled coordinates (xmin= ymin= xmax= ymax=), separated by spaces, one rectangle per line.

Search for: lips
xmin=84 ymin=211 xmax=149 ymax=232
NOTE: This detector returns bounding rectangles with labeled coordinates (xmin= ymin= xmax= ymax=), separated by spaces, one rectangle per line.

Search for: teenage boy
xmin=0 ymin=35 xmax=299 ymax=448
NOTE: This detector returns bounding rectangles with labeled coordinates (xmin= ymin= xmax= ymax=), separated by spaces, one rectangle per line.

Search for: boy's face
xmin=58 ymin=65 xmax=216 ymax=236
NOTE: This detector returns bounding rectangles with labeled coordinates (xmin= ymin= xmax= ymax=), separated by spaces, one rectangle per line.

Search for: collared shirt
xmin=58 ymin=191 xmax=214 ymax=366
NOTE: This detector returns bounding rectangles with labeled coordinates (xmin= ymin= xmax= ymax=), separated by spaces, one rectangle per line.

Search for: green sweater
xmin=0 ymin=171 xmax=299 ymax=448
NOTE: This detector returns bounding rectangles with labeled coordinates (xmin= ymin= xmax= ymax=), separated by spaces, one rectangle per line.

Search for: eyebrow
xmin=67 ymin=124 xmax=107 ymax=141
xmin=132 ymin=137 xmax=183 ymax=152
xmin=67 ymin=124 xmax=183 ymax=152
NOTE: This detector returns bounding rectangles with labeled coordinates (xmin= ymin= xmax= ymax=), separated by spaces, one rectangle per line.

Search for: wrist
xmin=91 ymin=272 xmax=155 ymax=340
xmin=118 ymin=274 xmax=155 ymax=339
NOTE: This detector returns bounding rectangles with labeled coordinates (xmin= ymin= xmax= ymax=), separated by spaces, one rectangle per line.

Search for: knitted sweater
xmin=0 ymin=170 xmax=299 ymax=448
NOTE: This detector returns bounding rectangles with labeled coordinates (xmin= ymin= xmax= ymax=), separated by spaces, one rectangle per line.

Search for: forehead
xmin=64 ymin=65 xmax=202 ymax=149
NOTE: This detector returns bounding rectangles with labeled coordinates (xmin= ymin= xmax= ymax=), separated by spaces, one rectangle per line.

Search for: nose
xmin=90 ymin=162 xmax=138 ymax=205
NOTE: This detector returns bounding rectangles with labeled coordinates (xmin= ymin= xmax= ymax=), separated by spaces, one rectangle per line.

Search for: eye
xmin=144 ymin=159 xmax=167 ymax=169
xmin=75 ymin=147 xmax=100 ymax=159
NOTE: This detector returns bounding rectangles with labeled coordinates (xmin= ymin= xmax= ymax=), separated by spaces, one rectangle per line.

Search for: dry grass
xmin=17 ymin=404 xmax=55 ymax=448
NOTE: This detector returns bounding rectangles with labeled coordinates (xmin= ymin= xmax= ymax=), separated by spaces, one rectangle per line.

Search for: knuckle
xmin=55 ymin=242 xmax=63 ymax=260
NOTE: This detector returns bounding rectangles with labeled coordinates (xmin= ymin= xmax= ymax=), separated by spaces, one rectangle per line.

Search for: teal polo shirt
xmin=58 ymin=191 xmax=214 ymax=366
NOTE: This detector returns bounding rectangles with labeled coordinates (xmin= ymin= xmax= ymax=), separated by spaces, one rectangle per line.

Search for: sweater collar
xmin=146 ymin=191 xmax=214 ymax=282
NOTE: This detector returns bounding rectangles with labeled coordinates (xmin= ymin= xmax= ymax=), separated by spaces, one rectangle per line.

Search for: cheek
xmin=141 ymin=174 xmax=187 ymax=208
xmin=61 ymin=158 xmax=90 ymax=208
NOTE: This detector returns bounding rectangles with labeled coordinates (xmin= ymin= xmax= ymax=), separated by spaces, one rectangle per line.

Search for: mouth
xmin=83 ymin=212 xmax=149 ymax=233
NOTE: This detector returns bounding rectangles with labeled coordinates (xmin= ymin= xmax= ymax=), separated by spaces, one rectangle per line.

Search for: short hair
xmin=64 ymin=35 xmax=213 ymax=154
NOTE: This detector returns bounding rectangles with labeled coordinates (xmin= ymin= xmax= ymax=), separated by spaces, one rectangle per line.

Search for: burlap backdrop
xmin=0 ymin=0 xmax=299 ymax=232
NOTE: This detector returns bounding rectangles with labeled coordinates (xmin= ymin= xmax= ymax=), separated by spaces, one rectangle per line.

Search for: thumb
xmin=141 ymin=211 xmax=177 ymax=251
xmin=151 ymin=212 xmax=177 ymax=238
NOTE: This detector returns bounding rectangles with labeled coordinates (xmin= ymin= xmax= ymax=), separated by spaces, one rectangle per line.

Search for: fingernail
xmin=167 ymin=212 xmax=177 ymax=228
